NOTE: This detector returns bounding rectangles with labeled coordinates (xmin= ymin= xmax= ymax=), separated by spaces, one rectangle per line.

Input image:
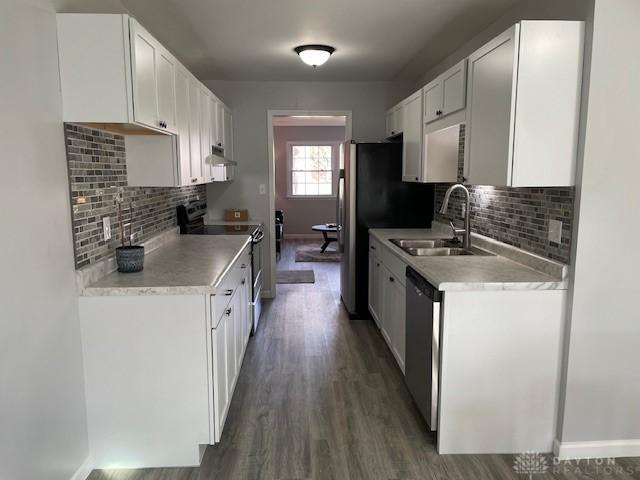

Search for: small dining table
xmin=311 ymin=224 xmax=338 ymax=253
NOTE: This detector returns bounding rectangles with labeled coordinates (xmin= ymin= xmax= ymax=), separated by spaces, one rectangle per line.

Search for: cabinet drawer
xmin=369 ymin=236 xmax=383 ymax=257
xmin=379 ymin=248 xmax=407 ymax=286
xmin=370 ymin=235 xmax=407 ymax=286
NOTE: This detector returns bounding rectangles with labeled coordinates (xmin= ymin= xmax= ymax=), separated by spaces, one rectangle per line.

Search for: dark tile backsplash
xmin=434 ymin=125 xmax=574 ymax=263
xmin=65 ymin=123 xmax=206 ymax=269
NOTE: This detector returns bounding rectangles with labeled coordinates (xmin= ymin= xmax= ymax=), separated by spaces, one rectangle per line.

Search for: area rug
xmin=295 ymin=246 xmax=341 ymax=263
xmin=276 ymin=270 xmax=315 ymax=284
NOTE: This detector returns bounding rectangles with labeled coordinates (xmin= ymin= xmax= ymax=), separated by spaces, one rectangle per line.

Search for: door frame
xmin=265 ymin=110 xmax=353 ymax=298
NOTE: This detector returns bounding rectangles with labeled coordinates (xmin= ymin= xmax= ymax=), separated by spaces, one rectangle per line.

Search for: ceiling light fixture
xmin=294 ymin=45 xmax=335 ymax=67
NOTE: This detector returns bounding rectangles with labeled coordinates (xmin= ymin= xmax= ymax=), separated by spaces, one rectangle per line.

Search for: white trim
xmin=282 ymin=233 xmax=324 ymax=240
xmin=266 ymin=110 xmax=352 ymax=300
xmin=554 ymin=438 xmax=640 ymax=459
xmin=69 ymin=455 xmax=92 ymax=480
xmin=286 ymin=141 xmax=340 ymax=199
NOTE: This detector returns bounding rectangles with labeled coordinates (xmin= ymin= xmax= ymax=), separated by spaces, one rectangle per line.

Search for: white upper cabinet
xmin=130 ymin=24 xmax=158 ymax=129
xmin=188 ymin=77 xmax=203 ymax=182
xmin=423 ymin=79 xmax=443 ymax=124
xmin=401 ymin=90 xmax=423 ymax=182
xmin=211 ymin=98 xmax=223 ymax=152
xmin=423 ymin=59 xmax=467 ymax=125
xmin=465 ymin=21 xmax=584 ymax=187
xmin=200 ymin=87 xmax=213 ymax=182
xmin=155 ymin=49 xmax=178 ymax=132
xmin=174 ymin=66 xmax=193 ymax=185
xmin=127 ymin=19 xmax=177 ymax=133
xmin=57 ymin=14 xmax=235 ymax=186
xmin=222 ymin=105 xmax=234 ymax=162
xmin=385 ymin=104 xmax=403 ymax=138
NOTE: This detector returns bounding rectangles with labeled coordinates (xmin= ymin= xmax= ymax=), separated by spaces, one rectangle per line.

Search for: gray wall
xmin=393 ymin=0 xmax=596 ymax=104
xmin=0 ymin=1 xmax=89 ymax=479
xmin=203 ymin=80 xmax=391 ymax=293
xmin=274 ymin=126 xmax=346 ymax=235
xmin=558 ymin=0 xmax=640 ymax=446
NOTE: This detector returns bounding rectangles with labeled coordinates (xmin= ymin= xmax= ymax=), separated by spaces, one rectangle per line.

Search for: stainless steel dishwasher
xmin=405 ymin=266 xmax=442 ymax=431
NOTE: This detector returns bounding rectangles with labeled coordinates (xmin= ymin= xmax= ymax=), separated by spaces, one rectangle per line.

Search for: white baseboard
xmin=69 ymin=455 xmax=92 ymax=480
xmin=554 ymin=437 xmax=640 ymax=459
xmin=283 ymin=233 xmax=323 ymax=240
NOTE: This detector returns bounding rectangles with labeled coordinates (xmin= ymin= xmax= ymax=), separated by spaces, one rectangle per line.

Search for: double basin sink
xmin=389 ymin=238 xmax=495 ymax=257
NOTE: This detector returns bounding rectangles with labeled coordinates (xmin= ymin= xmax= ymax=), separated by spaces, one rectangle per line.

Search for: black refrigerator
xmin=338 ymin=141 xmax=434 ymax=318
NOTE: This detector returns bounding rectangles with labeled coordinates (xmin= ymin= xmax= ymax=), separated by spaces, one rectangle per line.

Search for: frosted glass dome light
xmin=294 ymin=45 xmax=335 ymax=67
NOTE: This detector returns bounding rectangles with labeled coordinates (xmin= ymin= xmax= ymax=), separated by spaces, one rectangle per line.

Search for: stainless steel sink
xmin=389 ymin=238 xmax=495 ymax=257
xmin=390 ymin=238 xmax=461 ymax=249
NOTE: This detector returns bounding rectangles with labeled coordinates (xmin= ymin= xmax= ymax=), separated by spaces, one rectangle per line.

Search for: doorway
xmin=267 ymin=111 xmax=352 ymax=298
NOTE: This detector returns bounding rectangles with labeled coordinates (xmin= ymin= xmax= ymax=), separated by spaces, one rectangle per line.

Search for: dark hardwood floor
xmin=88 ymin=240 xmax=639 ymax=480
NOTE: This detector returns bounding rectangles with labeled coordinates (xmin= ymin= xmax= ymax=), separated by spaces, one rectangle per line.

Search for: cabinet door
xmin=156 ymin=48 xmax=177 ymax=133
xmin=187 ymin=78 xmax=203 ymax=182
xmin=401 ymin=91 xmax=423 ymax=183
xmin=222 ymin=106 xmax=233 ymax=161
xmin=200 ymin=88 xmax=213 ymax=182
xmin=385 ymin=109 xmax=394 ymax=138
xmin=465 ymin=25 xmax=519 ymax=186
xmin=379 ymin=265 xmax=393 ymax=348
xmin=392 ymin=105 xmax=403 ymax=136
xmin=423 ymin=78 xmax=443 ymax=124
xmin=245 ymin=271 xmax=252 ymax=343
xmin=210 ymin=98 xmax=223 ymax=151
xmin=368 ymin=253 xmax=381 ymax=328
xmin=174 ymin=67 xmax=192 ymax=185
xmin=441 ymin=59 xmax=467 ymax=117
xmin=130 ymin=22 xmax=158 ymax=129
xmin=212 ymin=315 xmax=229 ymax=439
xmin=387 ymin=277 xmax=406 ymax=373
xmin=224 ymin=302 xmax=237 ymax=393
xmin=233 ymin=290 xmax=244 ymax=374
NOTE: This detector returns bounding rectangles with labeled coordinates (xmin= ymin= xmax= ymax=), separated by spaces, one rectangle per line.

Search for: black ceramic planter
xmin=116 ymin=245 xmax=145 ymax=273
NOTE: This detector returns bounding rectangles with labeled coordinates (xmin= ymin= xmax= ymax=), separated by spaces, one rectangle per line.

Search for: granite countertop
xmin=369 ymin=227 xmax=568 ymax=291
xmin=82 ymin=235 xmax=251 ymax=296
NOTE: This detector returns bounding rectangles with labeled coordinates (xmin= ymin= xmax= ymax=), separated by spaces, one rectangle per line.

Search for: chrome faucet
xmin=439 ymin=184 xmax=471 ymax=249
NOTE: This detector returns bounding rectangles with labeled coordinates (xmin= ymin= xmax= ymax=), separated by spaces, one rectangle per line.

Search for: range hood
xmin=212 ymin=146 xmax=237 ymax=166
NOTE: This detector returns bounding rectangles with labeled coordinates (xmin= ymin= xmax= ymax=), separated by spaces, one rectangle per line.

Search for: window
xmin=287 ymin=143 xmax=337 ymax=197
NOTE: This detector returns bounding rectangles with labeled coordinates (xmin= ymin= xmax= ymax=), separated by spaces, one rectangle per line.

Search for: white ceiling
xmin=54 ymin=0 xmax=520 ymax=82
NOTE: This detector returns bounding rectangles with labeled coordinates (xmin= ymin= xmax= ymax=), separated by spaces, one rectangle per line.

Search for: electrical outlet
xmin=548 ymin=219 xmax=562 ymax=244
xmin=103 ymin=216 xmax=112 ymax=241
xmin=259 ymin=184 xmax=266 ymax=195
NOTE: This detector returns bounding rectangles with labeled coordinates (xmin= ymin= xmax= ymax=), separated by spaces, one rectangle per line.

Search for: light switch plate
xmin=548 ymin=219 xmax=562 ymax=244
xmin=103 ymin=216 xmax=111 ymax=241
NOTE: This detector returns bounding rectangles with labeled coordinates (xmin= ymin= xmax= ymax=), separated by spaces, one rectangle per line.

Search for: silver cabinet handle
xmin=224 ymin=289 xmax=233 ymax=296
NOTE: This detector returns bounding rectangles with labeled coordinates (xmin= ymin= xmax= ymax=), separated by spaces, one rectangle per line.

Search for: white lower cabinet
xmin=384 ymin=272 xmax=406 ymax=373
xmin=368 ymin=236 xmax=406 ymax=374
xmin=210 ymin=247 xmax=252 ymax=443
xmin=368 ymin=251 xmax=382 ymax=328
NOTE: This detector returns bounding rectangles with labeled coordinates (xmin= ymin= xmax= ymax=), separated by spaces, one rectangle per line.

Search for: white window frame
xmin=286 ymin=141 xmax=340 ymax=199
